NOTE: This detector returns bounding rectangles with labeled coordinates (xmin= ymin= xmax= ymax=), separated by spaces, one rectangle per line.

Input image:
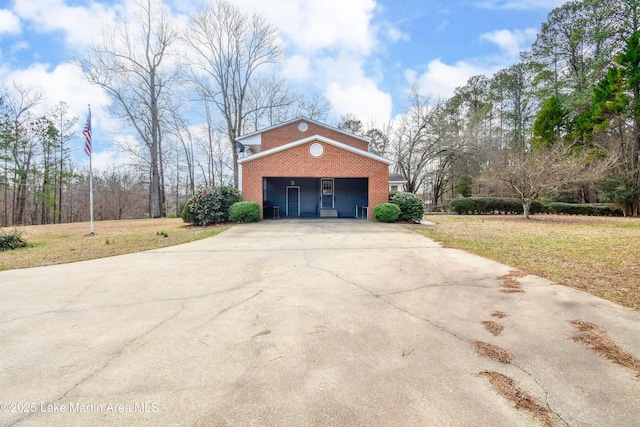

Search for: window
xmin=323 ymin=180 xmax=333 ymax=195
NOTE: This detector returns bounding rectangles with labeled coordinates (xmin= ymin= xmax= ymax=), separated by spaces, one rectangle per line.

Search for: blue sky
xmin=0 ymin=0 xmax=567 ymax=167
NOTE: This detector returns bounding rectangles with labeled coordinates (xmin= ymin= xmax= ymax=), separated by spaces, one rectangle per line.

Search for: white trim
xmin=321 ymin=178 xmax=334 ymax=209
xmin=236 ymin=116 xmax=370 ymax=144
xmin=238 ymin=163 xmax=243 ymax=192
xmin=309 ymin=142 xmax=324 ymax=157
xmin=240 ymin=133 xmax=261 ymax=146
xmin=238 ymin=134 xmax=394 ymax=165
xmin=286 ymin=186 xmax=300 ymax=217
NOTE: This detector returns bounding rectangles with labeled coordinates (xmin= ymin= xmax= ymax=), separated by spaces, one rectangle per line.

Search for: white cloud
xmin=407 ymin=59 xmax=496 ymax=99
xmin=385 ymin=25 xmax=410 ymax=43
xmin=476 ymin=0 xmax=568 ymax=10
xmin=225 ymin=0 xmax=393 ymax=122
xmin=325 ymin=79 xmax=392 ymax=123
xmin=9 ymin=41 xmax=29 ymax=55
xmin=234 ymin=0 xmax=377 ymax=54
xmin=0 ymin=9 xmax=21 ymax=35
xmin=281 ymin=54 xmax=311 ymax=82
xmin=0 ymin=62 xmax=110 ymax=118
xmin=89 ymin=144 xmax=138 ymax=172
xmin=480 ymin=28 xmax=538 ymax=58
xmin=12 ymin=0 xmax=118 ymax=47
xmin=404 ymin=26 xmax=539 ymax=100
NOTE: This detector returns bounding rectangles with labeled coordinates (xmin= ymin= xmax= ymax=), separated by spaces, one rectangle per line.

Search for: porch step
xmin=320 ymin=209 xmax=338 ymax=218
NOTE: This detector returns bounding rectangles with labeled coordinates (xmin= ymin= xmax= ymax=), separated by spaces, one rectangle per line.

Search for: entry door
xmin=286 ymin=186 xmax=300 ymax=216
xmin=321 ymin=179 xmax=334 ymax=209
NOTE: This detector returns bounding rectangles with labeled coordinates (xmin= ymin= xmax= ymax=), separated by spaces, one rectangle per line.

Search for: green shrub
xmin=546 ymin=202 xmax=623 ymax=216
xmin=391 ymin=192 xmax=425 ymax=223
xmin=450 ymin=197 xmax=546 ymax=215
xmin=373 ymin=203 xmax=401 ymax=222
xmin=182 ymin=185 xmax=242 ymax=226
xmin=0 ymin=229 xmax=29 ymax=252
xmin=181 ymin=198 xmax=195 ymax=223
xmin=229 ymin=201 xmax=261 ymax=223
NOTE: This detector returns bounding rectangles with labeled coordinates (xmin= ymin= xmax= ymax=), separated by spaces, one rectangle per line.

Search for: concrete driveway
xmin=1 ymin=220 xmax=639 ymax=426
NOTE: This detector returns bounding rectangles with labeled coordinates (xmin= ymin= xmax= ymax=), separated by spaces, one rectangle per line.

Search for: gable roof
xmin=237 ymin=134 xmax=394 ymax=165
xmin=389 ymin=173 xmax=407 ymax=183
xmin=236 ymin=116 xmax=371 ymax=144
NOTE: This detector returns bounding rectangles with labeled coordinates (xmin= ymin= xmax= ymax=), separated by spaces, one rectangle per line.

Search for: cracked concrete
xmin=1 ymin=219 xmax=639 ymax=426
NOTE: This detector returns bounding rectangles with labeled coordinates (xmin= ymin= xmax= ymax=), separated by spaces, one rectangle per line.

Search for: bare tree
xmin=193 ymin=100 xmax=233 ymax=187
xmin=244 ymin=75 xmax=296 ymax=132
xmin=294 ymin=92 xmax=331 ymax=121
xmin=484 ymin=145 xmax=612 ymax=218
xmin=75 ymin=0 xmax=180 ymax=217
xmin=185 ymin=0 xmax=284 ymax=188
xmin=393 ymin=86 xmax=448 ymax=193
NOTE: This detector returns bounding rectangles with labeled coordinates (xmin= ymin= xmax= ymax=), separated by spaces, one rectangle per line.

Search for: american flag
xmin=83 ymin=113 xmax=92 ymax=157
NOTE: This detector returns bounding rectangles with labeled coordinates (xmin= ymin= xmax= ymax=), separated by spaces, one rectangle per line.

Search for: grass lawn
xmin=0 ymin=218 xmax=229 ymax=271
xmin=410 ymin=214 xmax=640 ymax=311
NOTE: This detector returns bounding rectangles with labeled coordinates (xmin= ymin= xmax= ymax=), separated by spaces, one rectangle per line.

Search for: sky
xmin=0 ymin=0 xmax=568 ymax=168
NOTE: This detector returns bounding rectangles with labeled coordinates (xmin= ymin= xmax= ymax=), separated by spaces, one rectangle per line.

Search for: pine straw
xmin=491 ymin=311 xmax=509 ymax=318
xmin=570 ymin=320 xmax=640 ymax=377
xmin=500 ymin=271 xmax=526 ymax=293
xmin=482 ymin=320 xmax=504 ymax=336
xmin=479 ymin=370 xmax=556 ymax=427
xmin=474 ymin=341 xmax=512 ymax=364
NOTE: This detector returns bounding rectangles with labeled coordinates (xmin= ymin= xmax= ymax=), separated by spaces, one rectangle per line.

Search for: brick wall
xmin=261 ymin=120 xmax=369 ymax=152
xmin=242 ymin=140 xmax=389 ymax=219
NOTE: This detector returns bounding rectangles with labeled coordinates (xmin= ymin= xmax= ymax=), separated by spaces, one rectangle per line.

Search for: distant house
xmin=388 ymin=173 xmax=407 ymax=193
xmin=237 ymin=117 xmax=395 ymax=219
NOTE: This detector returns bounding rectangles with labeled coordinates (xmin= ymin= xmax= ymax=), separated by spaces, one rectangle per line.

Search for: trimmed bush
xmin=374 ymin=203 xmax=401 ymax=222
xmin=547 ymin=202 xmax=623 ymax=216
xmin=229 ymin=201 xmax=261 ymax=223
xmin=391 ymin=192 xmax=425 ymax=223
xmin=450 ymin=197 xmax=545 ymax=215
xmin=180 ymin=198 xmax=195 ymax=224
xmin=0 ymin=229 xmax=29 ymax=252
xmin=182 ymin=185 xmax=242 ymax=226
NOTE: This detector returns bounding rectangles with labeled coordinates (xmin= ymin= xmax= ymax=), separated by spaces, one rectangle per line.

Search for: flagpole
xmin=83 ymin=104 xmax=94 ymax=235
xmin=89 ymin=144 xmax=94 ymax=235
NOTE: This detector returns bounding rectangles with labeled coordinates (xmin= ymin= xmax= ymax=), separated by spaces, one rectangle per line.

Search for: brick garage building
xmin=238 ymin=118 xmax=394 ymax=219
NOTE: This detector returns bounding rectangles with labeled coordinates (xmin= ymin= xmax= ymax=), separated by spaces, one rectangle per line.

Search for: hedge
xmin=450 ymin=197 xmax=545 ymax=215
xmin=449 ymin=198 xmax=624 ymax=216
xmin=546 ymin=202 xmax=623 ymax=216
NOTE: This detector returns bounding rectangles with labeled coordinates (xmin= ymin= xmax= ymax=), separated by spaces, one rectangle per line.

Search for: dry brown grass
xmin=482 ymin=320 xmax=505 ymax=336
xmin=479 ymin=370 xmax=556 ymax=426
xmin=474 ymin=341 xmax=512 ymax=364
xmin=411 ymin=215 xmax=640 ymax=310
xmin=491 ymin=311 xmax=509 ymax=319
xmin=570 ymin=320 xmax=640 ymax=377
xmin=0 ymin=219 xmax=229 ymax=270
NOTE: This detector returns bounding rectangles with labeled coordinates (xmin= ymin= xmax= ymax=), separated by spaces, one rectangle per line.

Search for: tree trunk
xmin=634 ymin=121 xmax=640 ymax=216
xmin=523 ymin=199 xmax=532 ymax=219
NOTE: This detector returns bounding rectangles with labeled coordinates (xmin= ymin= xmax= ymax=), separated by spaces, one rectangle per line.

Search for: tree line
xmin=338 ymin=0 xmax=640 ymax=217
xmin=2 ymin=0 xmax=640 ymax=227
